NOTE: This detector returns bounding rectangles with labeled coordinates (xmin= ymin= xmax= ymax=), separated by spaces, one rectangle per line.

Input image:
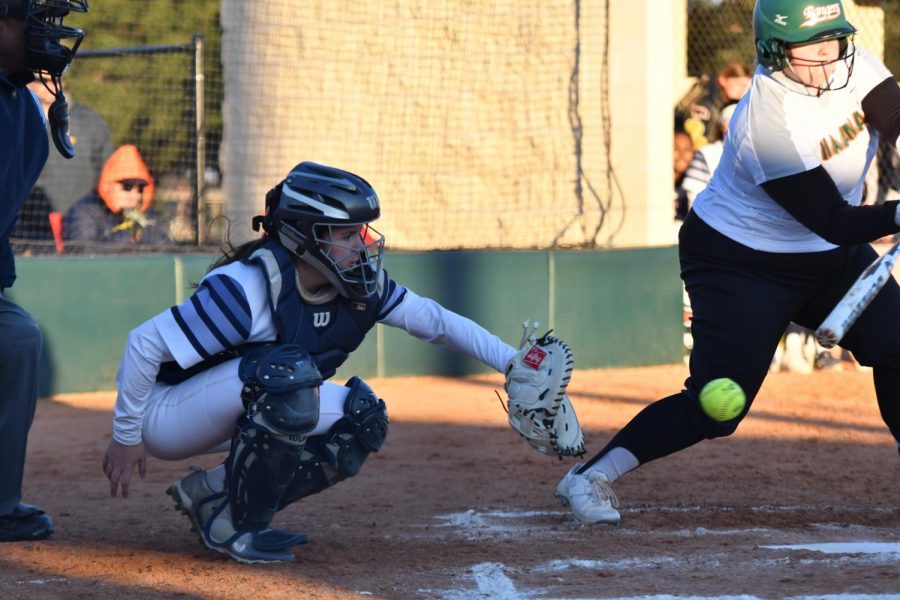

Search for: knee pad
xmin=327 ymin=376 xmax=389 ymax=477
xmin=239 ymin=344 xmax=323 ymax=438
xmin=277 ymin=377 xmax=388 ymax=509
xmin=224 ymin=345 xmax=324 ymax=531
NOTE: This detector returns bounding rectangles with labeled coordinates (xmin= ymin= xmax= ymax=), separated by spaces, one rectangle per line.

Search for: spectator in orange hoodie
xmin=63 ymin=144 xmax=170 ymax=248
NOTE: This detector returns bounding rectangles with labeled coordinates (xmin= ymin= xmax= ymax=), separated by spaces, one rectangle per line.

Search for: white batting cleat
xmin=556 ymin=464 xmax=621 ymax=525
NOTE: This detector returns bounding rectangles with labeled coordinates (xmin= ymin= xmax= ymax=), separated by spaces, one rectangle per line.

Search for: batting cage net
xmin=10 ymin=0 xmax=900 ymax=255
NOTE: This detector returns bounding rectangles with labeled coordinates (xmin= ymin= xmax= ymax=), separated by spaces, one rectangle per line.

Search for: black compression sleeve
xmin=760 ymin=166 xmax=899 ymax=245
xmin=862 ymin=76 xmax=900 ymax=145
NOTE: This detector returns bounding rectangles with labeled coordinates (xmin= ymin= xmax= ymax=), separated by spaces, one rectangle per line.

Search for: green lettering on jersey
xmin=819 ymin=111 xmax=867 ymax=162
xmin=830 ymin=135 xmax=844 ymax=155
xmin=840 ymin=123 xmax=856 ymax=145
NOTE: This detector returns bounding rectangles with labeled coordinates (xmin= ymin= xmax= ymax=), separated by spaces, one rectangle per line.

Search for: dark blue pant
xmin=0 ymin=294 xmax=42 ymax=515
xmin=587 ymin=212 xmax=900 ymax=468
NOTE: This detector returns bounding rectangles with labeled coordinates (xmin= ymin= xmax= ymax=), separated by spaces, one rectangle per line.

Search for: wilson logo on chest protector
xmin=312 ymin=312 xmax=331 ymax=328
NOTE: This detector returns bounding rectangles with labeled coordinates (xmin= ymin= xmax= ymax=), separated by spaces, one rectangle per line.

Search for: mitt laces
xmin=587 ymin=472 xmax=620 ymax=508
xmin=518 ymin=318 xmax=554 ymax=348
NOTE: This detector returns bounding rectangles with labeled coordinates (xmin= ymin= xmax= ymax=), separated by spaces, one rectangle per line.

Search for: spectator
xmin=673 ymin=129 xmax=694 ymax=222
xmin=63 ymin=144 xmax=170 ymax=248
xmin=681 ymin=101 xmax=738 ymax=209
xmin=13 ymin=78 xmax=113 ymax=247
xmin=155 ymin=172 xmax=195 ymax=244
xmin=679 ymin=61 xmax=752 ymax=149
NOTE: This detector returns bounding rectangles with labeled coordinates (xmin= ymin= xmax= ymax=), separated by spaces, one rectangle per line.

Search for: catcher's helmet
xmin=253 ymin=162 xmax=386 ymax=300
xmin=754 ymin=0 xmax=855 ymax=72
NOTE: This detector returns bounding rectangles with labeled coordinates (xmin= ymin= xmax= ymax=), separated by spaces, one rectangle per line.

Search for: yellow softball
xmin=699 ymin=378 xmax=746 ymax=422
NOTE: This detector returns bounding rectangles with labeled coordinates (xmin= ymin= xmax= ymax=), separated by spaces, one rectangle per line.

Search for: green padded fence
xmin=6 ymin=247 xmax=681 ymax=395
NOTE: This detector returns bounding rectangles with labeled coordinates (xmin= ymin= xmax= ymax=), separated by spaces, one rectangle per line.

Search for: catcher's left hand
xmin=503 ymin=325 xmax=585 ymax=457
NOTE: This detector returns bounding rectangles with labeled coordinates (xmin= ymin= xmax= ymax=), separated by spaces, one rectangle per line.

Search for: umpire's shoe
xmin=167 ymin=469 xmax=305 ymax=564
xmin=0 ymin=503 xmax=54 ymax=542
xmin=556 ymin=464 xmax=621 ymax=525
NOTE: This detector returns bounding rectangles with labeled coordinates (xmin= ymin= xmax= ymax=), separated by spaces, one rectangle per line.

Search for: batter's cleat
xmin=167 ymin=470 xmax=302 ymax=563
xmin=556 ymin=464 xmax=621 ymax=525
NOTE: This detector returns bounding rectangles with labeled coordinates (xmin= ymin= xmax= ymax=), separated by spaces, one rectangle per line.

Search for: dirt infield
xmin=2 ymin=364 xmax=899 ymax=599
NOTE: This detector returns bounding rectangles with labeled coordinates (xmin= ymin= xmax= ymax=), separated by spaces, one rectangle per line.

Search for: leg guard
xmin=278 ymin=376 xmax=388 ymax=509
xmin=223 ymin=345 xmax=323 ymax=534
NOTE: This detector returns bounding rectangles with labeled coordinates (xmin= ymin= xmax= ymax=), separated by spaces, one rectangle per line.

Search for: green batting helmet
xmin=754 ymin=0 xmax=856 ymax=71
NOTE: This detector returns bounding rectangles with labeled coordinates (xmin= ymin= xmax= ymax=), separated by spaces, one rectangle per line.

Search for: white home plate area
xmin=416 ymin=509 xmax=900 ymax=600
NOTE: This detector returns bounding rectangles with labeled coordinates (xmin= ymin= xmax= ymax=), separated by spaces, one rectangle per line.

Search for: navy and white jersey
xmin=692 ymin=46 xmax=892 ymax=253
xmin=153 ymin=248 xmax=404 ymax=378
xmin=113 ymin=248 xmax=517 ymax=445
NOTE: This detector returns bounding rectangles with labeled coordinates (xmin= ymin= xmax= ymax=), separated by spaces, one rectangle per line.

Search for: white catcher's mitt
xmin=503 ymin=323 xmax=585 ymax=458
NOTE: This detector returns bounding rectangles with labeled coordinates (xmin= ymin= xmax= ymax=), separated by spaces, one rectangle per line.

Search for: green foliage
xmin=63 ymin=0 xmax=223 ymax=179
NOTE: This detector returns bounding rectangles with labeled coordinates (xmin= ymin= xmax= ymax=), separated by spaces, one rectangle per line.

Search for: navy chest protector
xmin=248 ymin=242 xmax=381 ymax=379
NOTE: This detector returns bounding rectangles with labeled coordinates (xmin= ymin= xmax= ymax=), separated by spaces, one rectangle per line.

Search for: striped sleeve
xmin=153 ymin=273 xmax=253 ymax=367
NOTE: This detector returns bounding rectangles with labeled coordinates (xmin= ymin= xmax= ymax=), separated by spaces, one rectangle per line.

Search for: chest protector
xmin=246 ymin=242 xmax=381 ymax=379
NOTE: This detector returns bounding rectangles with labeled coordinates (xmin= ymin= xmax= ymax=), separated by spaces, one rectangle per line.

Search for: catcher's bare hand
xmin=102 ymin=439 xmax=147 ymax=498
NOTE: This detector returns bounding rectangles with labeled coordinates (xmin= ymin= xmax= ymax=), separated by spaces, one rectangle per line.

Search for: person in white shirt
xmin=101 ymin=161 xmax=523 ymax=564
xmin=556 ymin=0 xmax=900 ymax=525
xmin=681 ymin=101 xmax=738 ymax=208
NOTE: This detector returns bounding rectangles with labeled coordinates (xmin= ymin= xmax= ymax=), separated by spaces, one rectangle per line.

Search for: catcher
xmin=101 ymin=161 xmax=583 ymax=564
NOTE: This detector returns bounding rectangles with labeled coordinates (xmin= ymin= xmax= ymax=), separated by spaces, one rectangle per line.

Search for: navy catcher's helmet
xmin=253 ymin=162 xmax=386 ymax=300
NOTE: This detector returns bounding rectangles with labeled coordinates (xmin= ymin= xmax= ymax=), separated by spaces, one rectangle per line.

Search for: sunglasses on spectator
xmin=119 ymin=181 xmax=147 ymax=192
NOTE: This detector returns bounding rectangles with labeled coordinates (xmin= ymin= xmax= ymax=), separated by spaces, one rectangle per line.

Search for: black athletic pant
xmin=584 ymin=212 xmax=900 ymax=469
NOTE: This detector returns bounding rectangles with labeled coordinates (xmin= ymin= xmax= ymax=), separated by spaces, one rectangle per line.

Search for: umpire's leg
xmin=0 ymin=294 xmax=43 ymax=515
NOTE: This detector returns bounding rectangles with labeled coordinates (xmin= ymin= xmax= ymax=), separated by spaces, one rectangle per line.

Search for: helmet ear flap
xmin=756 ymin=38 xmax=785 ymax=71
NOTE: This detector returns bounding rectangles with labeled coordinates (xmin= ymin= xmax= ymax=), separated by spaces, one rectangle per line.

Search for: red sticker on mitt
xmin=522 ymin=345 xmax=547 ymax=369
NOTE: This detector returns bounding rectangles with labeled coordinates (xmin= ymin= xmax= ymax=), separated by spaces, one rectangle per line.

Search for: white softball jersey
xmin=692 ymin=46 xmax=892 ymax=253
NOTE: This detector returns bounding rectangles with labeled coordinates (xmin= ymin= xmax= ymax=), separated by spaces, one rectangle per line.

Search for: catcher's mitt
xmin=503 ymin=322 xmax=584 ymax=457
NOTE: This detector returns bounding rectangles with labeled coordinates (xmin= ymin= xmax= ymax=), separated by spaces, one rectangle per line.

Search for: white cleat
xmin=556 ymin=463 xmax=621 ymax=525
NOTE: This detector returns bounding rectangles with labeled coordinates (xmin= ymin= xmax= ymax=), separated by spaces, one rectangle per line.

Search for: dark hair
xmin=207 ymin=183 xmax=282 ymax=272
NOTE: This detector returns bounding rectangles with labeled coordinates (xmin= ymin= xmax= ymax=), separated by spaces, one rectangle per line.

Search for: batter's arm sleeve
xmin=113 ymin=319 xmax=176 ymax=446
xmin=861 ymin=76 xmax=900 ymax=150
xmin=378 ymin=287 xmax=517 ymax=372
xmin=760 ymin=167 xmax=900 ymax=245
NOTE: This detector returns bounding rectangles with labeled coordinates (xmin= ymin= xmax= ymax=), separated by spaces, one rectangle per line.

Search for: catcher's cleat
xmin=556 ymin=464 xmax=620 ymax=525
xmin=167 ymin=470 xmax=304 ymax=563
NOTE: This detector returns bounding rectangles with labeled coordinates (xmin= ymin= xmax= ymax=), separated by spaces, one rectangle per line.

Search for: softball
xmin=699 ymin=378 xmax=746 ymax=422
